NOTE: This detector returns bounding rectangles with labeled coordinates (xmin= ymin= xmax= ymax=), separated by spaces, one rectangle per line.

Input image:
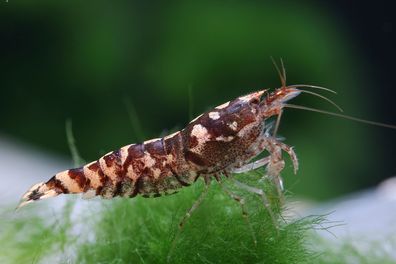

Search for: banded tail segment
xmin=17 ymin=182 xmax=58 ymax=209
xmin=17 ymin=168 xmax=88 ymax=209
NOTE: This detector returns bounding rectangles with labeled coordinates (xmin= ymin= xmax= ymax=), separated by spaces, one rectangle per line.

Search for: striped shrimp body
xmin=18 ymin=86 xmax=302 ymax=208
xmin=18 ymin=61 xmax=396 ymax=260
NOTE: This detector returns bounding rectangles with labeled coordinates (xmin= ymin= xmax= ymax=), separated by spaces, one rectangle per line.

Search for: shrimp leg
xmin=218 ymin=181 xmax=257 ymax=245
xmin=262 ymin=137 xmax=298 ymax=201
xmin=232 ymin=178 xmax=278 ymax=227
xmin=230 ymin=156 xmax=271 ymax=174
xmin=168 ymin=177 xmax=210 ymax=261
xmin=265 ymin=137 xmax=298 ymax=174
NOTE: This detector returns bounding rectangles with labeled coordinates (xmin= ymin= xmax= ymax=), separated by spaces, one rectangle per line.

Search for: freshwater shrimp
xmin=18 ymin=80 xmax=305 ymax=209
xmin=18 ymin=60 xmax=396 ymax=254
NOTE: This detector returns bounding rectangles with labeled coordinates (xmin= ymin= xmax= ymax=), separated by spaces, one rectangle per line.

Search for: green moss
xmin=75 ymin=172 xmax=313 ymax=264
xmin=2 ymin=174 xmax=395 ymax=263
xmin=0 ymin=202 xmax=75 ymax=264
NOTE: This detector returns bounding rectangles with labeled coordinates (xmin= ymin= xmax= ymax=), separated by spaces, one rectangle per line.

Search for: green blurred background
xmin=1 ymin=0 xmax=395 ymax=200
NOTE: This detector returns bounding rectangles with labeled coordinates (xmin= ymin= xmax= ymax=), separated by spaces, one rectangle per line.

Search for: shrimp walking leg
xmin=263 ymin=140 xmax=285 ymax=198
xmin=265 ymin=137 xmax=298 ymax=174
xmin=263 ymin=137 xmax=298 ymax=201
xmin=232 ymin=179 xmax=278 ymax=227
xmin=168 ymin=179 xmax=210 ymax=261
xmin=231 ymin=156 xmax=271 ymax=174
xmin=276 ymin=141 xmax=298 ymax=174
xmin=178 ymin=182 xmax=209 ymax=229
xmin=218 ymin=181 xmax=257 ymax=245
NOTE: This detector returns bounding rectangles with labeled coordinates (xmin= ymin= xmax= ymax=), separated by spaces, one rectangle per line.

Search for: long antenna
xmin=299 ymin=90 xmax=343 ymax=112
xmin=284 ymin=104 xmax=396 ymax=130
xmin=270 ymin=57 xmax=286 ymax=88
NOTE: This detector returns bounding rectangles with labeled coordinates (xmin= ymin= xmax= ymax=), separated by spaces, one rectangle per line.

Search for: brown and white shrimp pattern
xmin=18 ymin=87 xmax=301 ymax=208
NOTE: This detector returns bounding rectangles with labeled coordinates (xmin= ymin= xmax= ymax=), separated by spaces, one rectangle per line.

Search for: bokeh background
xmin=1 ymin=0 xmax=395 ymax=201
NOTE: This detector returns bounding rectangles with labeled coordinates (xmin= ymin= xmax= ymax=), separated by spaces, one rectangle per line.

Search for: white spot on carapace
xmin=215 ymin=136 xmax=234 ymax=142
xmin=144 ymin=138 xmax=161 ymax=144
xmin=215 ymin=101 xmax=230 ymax=109
xmin=56 ymin=170 xmax=82 ymax=193
xmin=191 ymin=124 xmax=211 ymax=145
xmin=251 ymin=108 xmax=257 ymax=114
xmin=228 ymin=121 xmax=238 ymax=131
xmin=83 ymin=161 xmax=102 ymax=189
xmin=143 ymin=152 xmax=156 ymax=168
xmin=208 ymin=111 xmax=220 ymax=120
xmin=189 ymin=114 xmax=203 ymax=123
xmin=164 ymin=131 xmax=179 ymax=140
